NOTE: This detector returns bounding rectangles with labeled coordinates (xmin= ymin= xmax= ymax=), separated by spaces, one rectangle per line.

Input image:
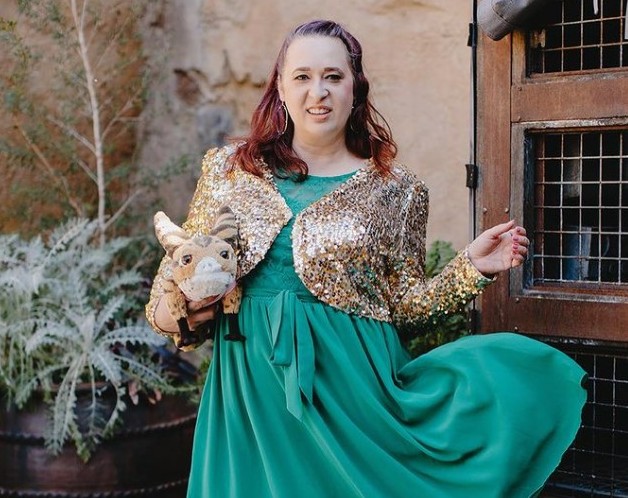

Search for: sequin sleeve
xmin=389 ymin=181 xmax=494 ymax=336
xmin=145 ymin=147 xmax=228 ymax=346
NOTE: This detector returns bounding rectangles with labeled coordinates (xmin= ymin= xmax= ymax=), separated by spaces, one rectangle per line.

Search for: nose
xmin=309 ymin=79 xmax=329 ymax=99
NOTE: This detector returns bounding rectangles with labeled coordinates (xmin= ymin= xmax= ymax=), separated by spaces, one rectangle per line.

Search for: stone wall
xmin=140 ymin=0 xmax=474 ymax=249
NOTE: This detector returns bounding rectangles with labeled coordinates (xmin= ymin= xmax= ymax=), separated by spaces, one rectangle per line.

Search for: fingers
xmin=511 ymin=233 xmax=529 ymax=248
xmin=186 ymin=304 xmax=218 ymax=330
xmin=511 ymin=248 xmax=527 ymax=268
xmin=187 ymin=296 xmax=220 ymax=312
xmin=185 ymin=297 xmax=219 ymax=330
xmin=510 ymin=229 xmax=529 ymax=268
xmin=487 ymin=219 xmax=516 ymax=238
xmin=510 ymin=227 xmax=529 ymax=252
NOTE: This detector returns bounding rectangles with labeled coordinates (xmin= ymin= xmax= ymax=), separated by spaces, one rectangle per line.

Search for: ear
xmin=154 ymin=211 xmax=190 ymax=257
xmin=209 ymin=205 xmax=238 ymax=249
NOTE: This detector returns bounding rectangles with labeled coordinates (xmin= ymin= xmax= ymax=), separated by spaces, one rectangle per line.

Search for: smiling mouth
xmin=307 ymin=107 xmax=331 ymax=115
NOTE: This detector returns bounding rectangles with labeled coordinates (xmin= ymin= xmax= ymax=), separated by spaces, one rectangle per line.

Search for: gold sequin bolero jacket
xmin=146 ymin=145 xmax=493 ymax=341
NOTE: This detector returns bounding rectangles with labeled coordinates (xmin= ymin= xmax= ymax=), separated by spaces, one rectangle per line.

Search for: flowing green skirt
xmin=187 ymin=288 xmax=586 ymax=498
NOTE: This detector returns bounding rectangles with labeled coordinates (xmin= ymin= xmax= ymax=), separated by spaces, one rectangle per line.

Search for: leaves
xmin=425 ymin=240 xmax=458 ymax=278
xmin=0 ymin=218 xmax=190 ymax=461
xmin=405 ymin=241 xmax=471 ymax=357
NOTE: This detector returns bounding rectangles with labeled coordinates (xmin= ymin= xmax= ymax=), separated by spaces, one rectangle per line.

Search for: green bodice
xmin=244 ymin=172 xmax=355 ymax=295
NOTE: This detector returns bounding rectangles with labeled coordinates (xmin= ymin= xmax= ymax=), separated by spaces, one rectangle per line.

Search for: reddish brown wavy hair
xmin=230 ymin=19 xmax=397 ymax=177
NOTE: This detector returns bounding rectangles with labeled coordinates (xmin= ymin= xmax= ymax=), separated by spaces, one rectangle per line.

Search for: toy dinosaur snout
xmin=176 ymin=255 xmax=236 ymax=302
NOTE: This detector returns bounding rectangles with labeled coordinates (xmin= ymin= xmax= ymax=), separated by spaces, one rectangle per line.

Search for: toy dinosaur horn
xmin=154 ymin=211 xmax=190 ymax=257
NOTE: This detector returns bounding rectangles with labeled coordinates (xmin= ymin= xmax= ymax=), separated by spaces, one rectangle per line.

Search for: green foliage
xmin=0 ymin=1 xmax=150 ymax=239
xmin=425 ymin=240 xmax=458 ymax=278
xmin=0 ymin=1 xmax=201 ymax=463
xmin=405 ymin=241 xmax=471 ymax=357
xmin=0 ymin=219 xmax=194 ymax=461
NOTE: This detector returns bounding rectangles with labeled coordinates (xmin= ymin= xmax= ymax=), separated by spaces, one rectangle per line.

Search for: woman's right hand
xmin=154 ymin=296 xmax=220 ymax=334
xmin=186 ymin=297 xmax=220 ymax=330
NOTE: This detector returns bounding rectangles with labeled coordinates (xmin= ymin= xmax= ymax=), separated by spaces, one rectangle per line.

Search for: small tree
xmin=0 ymin=0 xmax=149 ymax=243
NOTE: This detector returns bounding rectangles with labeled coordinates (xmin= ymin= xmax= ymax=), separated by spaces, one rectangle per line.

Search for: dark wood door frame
xmin=475 ymin=30 xmax=628 ymax=341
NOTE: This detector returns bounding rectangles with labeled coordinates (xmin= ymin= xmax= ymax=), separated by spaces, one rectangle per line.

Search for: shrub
xmin=0 ymin=218 xmax=195 ymax=461
xmin=404 ymin=241 xmax=471 ymax=357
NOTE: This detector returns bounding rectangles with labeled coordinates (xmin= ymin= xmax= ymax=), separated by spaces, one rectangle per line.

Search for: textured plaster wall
xmin=140 ymin=0 xmax=474 ymax=248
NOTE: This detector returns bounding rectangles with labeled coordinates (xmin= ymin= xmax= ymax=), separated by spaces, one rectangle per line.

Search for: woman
xmin=147 ymin=19 xmax=586 ymax=498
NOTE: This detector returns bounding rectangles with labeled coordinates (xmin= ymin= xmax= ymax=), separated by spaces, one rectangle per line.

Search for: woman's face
xmin=277 ymin=35 xmax=354 ymax=145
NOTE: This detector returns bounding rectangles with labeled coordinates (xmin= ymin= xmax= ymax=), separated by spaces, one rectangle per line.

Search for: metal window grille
xmin=531 ymin=130 xmax=628 ymax=286
xmin=528 ymin=0 xmax=628 ymax=73
xmin=541 ymin=341 xmax=628 ymax=497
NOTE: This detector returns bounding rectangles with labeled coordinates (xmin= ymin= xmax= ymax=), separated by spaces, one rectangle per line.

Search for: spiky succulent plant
xmin=0 ymin=218 xmax=193 ymax=461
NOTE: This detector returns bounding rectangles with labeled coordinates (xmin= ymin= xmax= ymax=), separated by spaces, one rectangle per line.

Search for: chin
xmin=302 ymin=125 xmax=343 ymax=140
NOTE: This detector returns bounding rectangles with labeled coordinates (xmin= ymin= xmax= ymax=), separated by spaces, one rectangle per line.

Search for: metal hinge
xmin=465 ymin=163 xmax=478 ymax=189
xmin=468 ymin=308 xmax=480 ymax=334
xmin=467 ymin=22 xmax=478 ymax=48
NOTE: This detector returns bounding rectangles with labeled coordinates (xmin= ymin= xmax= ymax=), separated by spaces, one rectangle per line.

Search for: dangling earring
xmin=280 ymin=101 xmax=289 ymax=135
xmin=349 ymin=105 xmax=356 ymax=133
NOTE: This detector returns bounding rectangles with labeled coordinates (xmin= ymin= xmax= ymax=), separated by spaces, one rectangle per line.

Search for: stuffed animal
xmin=153 ymin=205 xmax=244 ymax=349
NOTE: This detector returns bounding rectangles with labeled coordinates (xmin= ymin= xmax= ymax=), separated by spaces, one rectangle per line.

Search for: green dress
xmin=187 ymin=173 xmax=586 ymax=498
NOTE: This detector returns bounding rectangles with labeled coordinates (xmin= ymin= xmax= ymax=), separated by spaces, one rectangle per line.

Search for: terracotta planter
xmin=0 ymin=392 xmax=197 ymax=497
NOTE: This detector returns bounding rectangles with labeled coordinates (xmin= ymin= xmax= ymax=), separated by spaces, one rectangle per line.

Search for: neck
xmin=291 ymin=136 xmax=362 ymax=176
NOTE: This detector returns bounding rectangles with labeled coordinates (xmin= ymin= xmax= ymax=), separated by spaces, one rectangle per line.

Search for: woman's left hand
xmin=466 ymin=220 xmax=529 ymax=277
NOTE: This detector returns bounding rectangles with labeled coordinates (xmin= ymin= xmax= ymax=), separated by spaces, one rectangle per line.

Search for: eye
xmin=219 ymin=250 xmax=230 ymax=259
xmin=294 ymin=74 xmax=308 ymax=80
xmin=181 ymin=254 xmax=193 ymax=265
xmin=326 ymin=73 xmax=342 ymax=81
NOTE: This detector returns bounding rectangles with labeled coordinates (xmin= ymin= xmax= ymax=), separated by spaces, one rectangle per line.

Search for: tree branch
xmin=71 ymin=0 xmax=106 ymax=246
xmin=46 ymin=116 xmax=96 ymax=155
xmin=103 ymin=189 xmax=143 ymax=232
xmin=102 ymin=88 xmax=143 ymax=140
xmin=14 ymin=122 xmax=84 ymax=217
xmin=76 ymin=157 xmax=98 ymax=184
xmin=94 ymin=15 xmax=134 ymax=71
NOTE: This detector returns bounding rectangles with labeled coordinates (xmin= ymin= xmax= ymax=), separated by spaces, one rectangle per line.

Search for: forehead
xmin=282 ymin=35 xmax=351 ymax=71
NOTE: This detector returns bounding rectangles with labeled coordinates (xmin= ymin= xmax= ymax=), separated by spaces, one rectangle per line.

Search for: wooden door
xmin=476 ymin=0 xmax=628 ymax=342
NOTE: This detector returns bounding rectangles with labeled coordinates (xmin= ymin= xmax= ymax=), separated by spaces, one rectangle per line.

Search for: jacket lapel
xmin=228 ymin=168 xmax=292 ymax=277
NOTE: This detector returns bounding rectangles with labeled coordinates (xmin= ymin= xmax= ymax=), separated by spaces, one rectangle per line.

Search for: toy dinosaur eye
xmin=181 ymin=254 xmax=193 ymax=265
xmin=219 ymin=250 xmax=230 ymax=259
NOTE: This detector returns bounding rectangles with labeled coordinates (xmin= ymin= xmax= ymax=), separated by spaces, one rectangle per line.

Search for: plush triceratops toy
xmin=154 ymin=205 xmax=243 ymax=349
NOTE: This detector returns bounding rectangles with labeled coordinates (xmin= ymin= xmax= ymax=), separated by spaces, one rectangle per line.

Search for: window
xmin=531 ymin=129 xmax=628 ymax=287
xmin=546 ymin=342 xmax=628 ymax=497
xmin=529 ymin=0 xmax=628 ymax=73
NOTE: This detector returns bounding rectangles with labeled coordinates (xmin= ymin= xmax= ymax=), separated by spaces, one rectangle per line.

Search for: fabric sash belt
xmin=255 ymin=289 xmax=317 ymax=420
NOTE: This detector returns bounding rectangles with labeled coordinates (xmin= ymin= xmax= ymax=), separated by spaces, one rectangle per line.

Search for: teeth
xmin=308 ymin=109 xmax=330 ymax=115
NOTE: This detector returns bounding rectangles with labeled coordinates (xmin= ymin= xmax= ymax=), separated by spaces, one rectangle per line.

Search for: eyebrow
xmin=291 ymin=66 xmax=345 ymax=74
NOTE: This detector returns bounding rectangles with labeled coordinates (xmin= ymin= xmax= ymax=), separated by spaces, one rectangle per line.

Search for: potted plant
xmin=0 ymin=218 xmax=201 ymax=497
xmin=0 ymin=2 xmax=203 ymax=495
